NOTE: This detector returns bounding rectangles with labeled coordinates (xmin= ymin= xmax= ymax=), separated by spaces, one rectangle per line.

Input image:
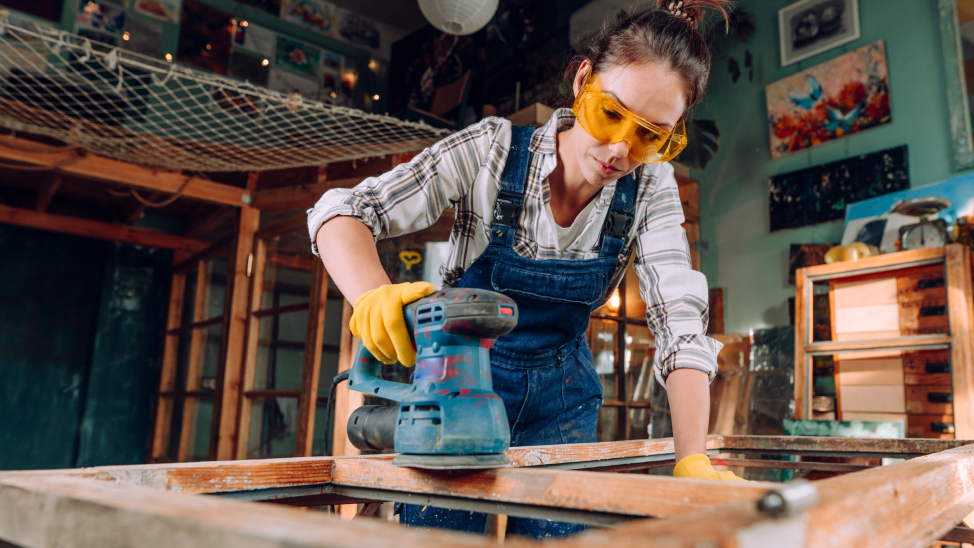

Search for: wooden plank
xmin=296 ymin=262 xmax=329 ymax=457
xmin=794 ymin=266 xmax=809 ymax=420
xmin=251 ymin=177 xmax=364 ymax=211
xmin=329 ymin=458 xmax=772 ymax=519
xmin=184 ymin=208 xmax=238 ymax=240
xmin=675 ymin=177 xmax=700 ymax=224
xmin=718 ymin=435 xmax=967 ymax=455
xmin=149 ymin=271 xmax=187 ymax=462
xmin=214 ymin=201 xmax=260 ymax=461
xmin=706 ymin=288 xmax=724 ymax=335
xmin=254 ymin=215 xmax=310 ymax=241
xmin=0 ymin=203 xmax=208 ymax=252
xmin=804 ymin=247 xmax=946 ymax=279
xmin=805 ymin=335 xmax=953 ymax=353
xmin=234 ymin=238 xmax=265 ymax=462
xmin=0 ymin=137 xmax=249 ymax=207
xmin=332 ymin=300 xmax=358 ymax=458
xmin=945 ymin=244 xmax=974 ymax=439
xmin=35 ymin=173 xmax=61 ymax=212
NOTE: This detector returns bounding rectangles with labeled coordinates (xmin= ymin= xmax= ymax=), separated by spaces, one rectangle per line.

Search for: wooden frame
xmin=793 ymin=245 xmax=974 ymax=439
xmin=938 ymin=0 xmax=974 ymax=171
xmin=1 ymin=436 xmax=972 ymax=547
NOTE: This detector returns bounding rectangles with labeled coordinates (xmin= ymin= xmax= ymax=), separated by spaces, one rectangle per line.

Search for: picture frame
xmin=779 ymin=0 xmax=860 ymax=66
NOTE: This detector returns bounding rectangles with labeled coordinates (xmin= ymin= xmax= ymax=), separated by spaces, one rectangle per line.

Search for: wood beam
xmin=945 ymin=244 xmax=974 ymax=439
xmin=296 ymin=262 xmax=329 ymax=457
xmin=214 ymin=187 xmax=260 ymax=460
xmin=0 ymin=202 xmax=207 ymax=252
xmin=184 ymin=208 xmax=238 ymax=240
xmin=35 ymin=173 xmax=61 ymax=212
xmin=250 ymin=177 xmax=363 ymax=211
xmin=0 ymin=136 xmax=249 ymax=207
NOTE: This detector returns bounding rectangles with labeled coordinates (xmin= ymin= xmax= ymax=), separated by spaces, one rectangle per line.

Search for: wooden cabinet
xmin=793 ymin=245 xmax=974 ymax=439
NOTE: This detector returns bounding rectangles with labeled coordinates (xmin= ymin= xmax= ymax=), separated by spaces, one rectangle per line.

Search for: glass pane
xmin=253 ymin=312 xmax=307 ymax=391
xmin=180 ymin=265 xmax=199 ymax=327
xmin=262 ymin=238 xmax=313 ymax=309
xmin=184 ymin=397 xmax=214 ymax=461
xmin=312 ymin=400 xmax=329 ymax=456
xmin=246 ymin=397 xmax=299 ymax=458
xmin=589 ymin=318 xmax=618 ymax=400
xmin=597 ymin=407 xmax=617 ymax=442
xmin=625 ymin=324 xmax=652 ymax=396
xmin=198 ymin=324 xmax=222 ymax=392
xmin=322 ymin=297 xmax=344 ymax=346
xmin=318 ymin=347 xmax=340 ymax=395
xmin=810 ymin=281 xmax=832 ymax=342
xmin=173 ymin=332 xmax=192 ymax=392
xmin=165 ymin=396 xmax=184 ymax=461
xmin=202 ymin=256 xmax=228 ymax=321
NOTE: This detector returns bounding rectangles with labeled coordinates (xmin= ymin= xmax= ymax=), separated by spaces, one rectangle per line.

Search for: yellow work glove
xmin=674 ymin=454 xmax=746 ymax=481
xmin=349 ymin=282 xmax=436 ymax=366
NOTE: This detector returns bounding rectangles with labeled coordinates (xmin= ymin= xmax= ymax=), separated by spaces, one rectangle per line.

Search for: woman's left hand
xmin=674 ymin=454 xmax=747 ymax=481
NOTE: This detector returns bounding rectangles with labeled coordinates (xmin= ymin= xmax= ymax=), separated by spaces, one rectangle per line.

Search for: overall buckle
xmin=492 ymin=190 xmax=523 ymax=228
xmin=602 ymin=211 xmax=634 ymax=244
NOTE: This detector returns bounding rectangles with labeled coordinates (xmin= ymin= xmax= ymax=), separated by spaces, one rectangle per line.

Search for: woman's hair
xmin=565 ymin=0 xmax=732 ymax=110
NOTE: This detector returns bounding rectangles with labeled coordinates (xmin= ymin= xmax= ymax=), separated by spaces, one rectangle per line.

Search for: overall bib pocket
xmin=490 ymin=262 xmax=606 ymax=305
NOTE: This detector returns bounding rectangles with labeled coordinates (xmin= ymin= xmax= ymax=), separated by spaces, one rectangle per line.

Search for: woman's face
xmin=570 ymin=61 xmax=687 ymax=188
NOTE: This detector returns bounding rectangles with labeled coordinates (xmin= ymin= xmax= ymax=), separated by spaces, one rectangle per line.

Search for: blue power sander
xmin=342 ymin=288 xmax=518 ymax=470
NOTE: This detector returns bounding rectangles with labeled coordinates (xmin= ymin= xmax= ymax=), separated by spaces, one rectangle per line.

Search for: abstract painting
xmin=778 ymin=0 xmax=860 ymax=66
xmin=767 ymin=40 xmax=890 ymax=159
xmin=768 ymin=144 xmax=909 ymax=232
xmin=132 ymin=0 xmax=180 ymax=24
xmin=280 ymin=0 xmax=337 ymax=36
xmin=77 ymin=0 xmax=126 ymax=35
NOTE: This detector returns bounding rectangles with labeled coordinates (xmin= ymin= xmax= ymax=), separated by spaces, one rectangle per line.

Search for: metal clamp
xmin=492 ymin=190 xmax=523 ymax=228
xmin=757 ymin=480 xmax=818 ymax=519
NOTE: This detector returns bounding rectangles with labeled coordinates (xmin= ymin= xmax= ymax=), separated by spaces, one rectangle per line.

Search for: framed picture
xmin=779 ymin=0 xmax=860 ymax=66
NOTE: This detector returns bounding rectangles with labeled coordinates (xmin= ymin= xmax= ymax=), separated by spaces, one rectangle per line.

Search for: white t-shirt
xmin=544 ymin=197 xmax=598 ymax=251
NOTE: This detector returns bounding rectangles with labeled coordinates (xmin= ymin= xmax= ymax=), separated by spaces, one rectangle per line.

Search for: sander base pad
xmin=392 ymin=453 xmax=511 ymax=470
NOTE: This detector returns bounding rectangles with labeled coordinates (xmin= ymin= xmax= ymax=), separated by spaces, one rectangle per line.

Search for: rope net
xmin=0 ymin=19 xmax=451 ymax=172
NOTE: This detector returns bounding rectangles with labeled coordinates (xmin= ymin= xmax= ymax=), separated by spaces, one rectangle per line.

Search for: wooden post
xmin=946 ymin=244 xmax=974 ymax=439
xmin=332 ymin=299 xmax=361 ymax=520
xmin=214 ymin=174 xmax=260 ymax=461
xmin=235 ymin=238 xmax=267 ymax=460
xmin=148 ymin=270 xmax=187 ymax=461
xmin=296 ymin=262 xmax=330 ymax=457
xmin=793 ymin=266 xmax=809 ymax=420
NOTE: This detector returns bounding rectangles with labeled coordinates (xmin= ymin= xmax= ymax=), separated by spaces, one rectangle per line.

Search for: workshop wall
xmin=692 ymin=0 xmax=970 ymax=333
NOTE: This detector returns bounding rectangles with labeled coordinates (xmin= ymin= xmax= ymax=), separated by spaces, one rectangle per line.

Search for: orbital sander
xmin=343 ymin=287 xmax=517 ymax=470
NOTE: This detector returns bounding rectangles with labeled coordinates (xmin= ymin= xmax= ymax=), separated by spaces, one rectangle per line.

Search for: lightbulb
xmin=122 ymin=31 xmax=130 ymax=41
xmin=206 ymin=44 xmax=212 ymax=50
xmin=368 ymin=59 xmax=378 ymax=70
xmin=609 ymin=290 xmax=620 ymax=310
xmin=261 ymin=58 xmax=269 ymax=66
xmin=165 ymin=53 xmax=172 ymax=62
xmin=240 ymin=20 xmax=248 ymax=27
xmin=372 ymin=94 xmax=379 ymax=100
xmin=330 ymin=91 xmax=337 ymax=98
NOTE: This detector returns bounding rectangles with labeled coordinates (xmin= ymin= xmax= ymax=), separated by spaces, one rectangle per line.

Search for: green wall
xmin=692 ymin=0 xmax=972 ymax=333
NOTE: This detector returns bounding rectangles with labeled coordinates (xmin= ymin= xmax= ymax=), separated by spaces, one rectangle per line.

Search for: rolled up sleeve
xmin=633 ymin=169 xmax=722 ymax=387
xmin=307 ymin=118 xmax=502 ymax=256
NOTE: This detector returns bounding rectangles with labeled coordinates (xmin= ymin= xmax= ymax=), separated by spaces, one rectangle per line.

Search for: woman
xmin=308 ymin=0 xmax=741 ymax=538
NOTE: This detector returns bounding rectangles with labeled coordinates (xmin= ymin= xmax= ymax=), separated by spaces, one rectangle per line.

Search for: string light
xmin=261 ymin=59 xmax=269 ymax=66
xmin=368 ymin=59 xmax=378 ymax=70
xmin=240 ymin=20 xmax=249 ymax=27
xmin=372 ymin=94 xmax=379 ymax=100
xmin=330 ymin=91 xmax=337 ymax=98
xmin=122 ymin=31 xmax=130 ymax=41
xmin=205 ymin=44 xmax=212 ymax=50
xmin=609 ymin=289 xmax=620 ymax=309
xmin=165 ymin=53 xmax=172 ymax=62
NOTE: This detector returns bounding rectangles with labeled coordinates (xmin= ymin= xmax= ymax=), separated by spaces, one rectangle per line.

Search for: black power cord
xmin=324 ymin=369 xmax=350 ymax=456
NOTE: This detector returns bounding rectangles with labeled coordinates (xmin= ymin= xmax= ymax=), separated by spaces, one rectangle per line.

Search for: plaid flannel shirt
xmin=308 ymin=108 xmax=722 ymax=387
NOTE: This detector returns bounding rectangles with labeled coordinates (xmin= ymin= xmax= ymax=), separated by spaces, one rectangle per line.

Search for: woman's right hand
xmin=349 ymin=281 xmax=437 ymax=366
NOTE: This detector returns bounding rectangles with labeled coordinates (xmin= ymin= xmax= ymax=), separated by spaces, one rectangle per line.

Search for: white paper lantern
xmin=418 ymin=0 xmax=499 ymax=36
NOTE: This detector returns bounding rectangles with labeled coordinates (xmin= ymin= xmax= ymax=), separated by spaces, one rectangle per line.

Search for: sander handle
xmin=348 ymin=342 xmax=413 ymax=402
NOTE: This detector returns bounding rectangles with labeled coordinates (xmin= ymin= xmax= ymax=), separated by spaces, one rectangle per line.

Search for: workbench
xmin=1 ymin=436 xmax=972 ymax=547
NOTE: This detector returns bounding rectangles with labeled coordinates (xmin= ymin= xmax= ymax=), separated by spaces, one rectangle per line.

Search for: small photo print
xmin=274 ymin=35 xmax=321 ymax=78
xmin=779 ymin=0 xmax=860 ymax=66
xmin=77 ymin=0 xmax=126 ymax=35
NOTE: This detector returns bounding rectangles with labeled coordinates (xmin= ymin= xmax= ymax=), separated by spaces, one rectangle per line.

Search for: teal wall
xmin=692 ymin=0 xmax=972 ymax=333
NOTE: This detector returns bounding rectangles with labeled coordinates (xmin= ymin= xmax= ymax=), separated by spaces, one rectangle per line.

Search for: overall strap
xmin=598 ymin=172 xmax=638 ymax=257
xmin=489 ymin=124 xmax=535 ymax=248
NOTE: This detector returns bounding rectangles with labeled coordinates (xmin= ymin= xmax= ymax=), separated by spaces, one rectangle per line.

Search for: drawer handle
xmin=927 ymin=392 xmax=952 ymax=403
xmin=918 ymin=278 xmax=945 ymax=289
xmin=925 ymin=363 xmax=951 ymax=374
xmin=931 ymin=422 xmax=955 ymax=434
xmin=919 ymin=305 xmax=947 ymax=317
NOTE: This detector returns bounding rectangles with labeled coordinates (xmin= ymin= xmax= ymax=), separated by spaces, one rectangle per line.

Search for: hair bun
xmin=657 ymin=0 xmax=731 ymax=30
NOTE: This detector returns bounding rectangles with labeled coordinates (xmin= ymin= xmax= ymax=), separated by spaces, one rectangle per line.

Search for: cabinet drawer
xmin=907 ymin=414 xmax=955 ymax=439
xmin=903 ymin=349 xmax=952 ymax=385
xmin=905 ymin=385 xmax=954 ymax=415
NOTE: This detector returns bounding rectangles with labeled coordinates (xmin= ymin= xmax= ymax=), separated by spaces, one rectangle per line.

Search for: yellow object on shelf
xmin=825 ymin=245 xmax=846 ymax=264
xmin=826 ymin=243 xmax=880 ymax=263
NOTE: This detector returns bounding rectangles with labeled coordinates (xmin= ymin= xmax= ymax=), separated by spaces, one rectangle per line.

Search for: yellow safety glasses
xmin=572 ymin=75 xmax=688 ymax=164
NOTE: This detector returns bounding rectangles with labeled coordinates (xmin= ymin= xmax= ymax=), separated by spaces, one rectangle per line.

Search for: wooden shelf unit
xmin=793 ymin=245 xmax=974 ymax=439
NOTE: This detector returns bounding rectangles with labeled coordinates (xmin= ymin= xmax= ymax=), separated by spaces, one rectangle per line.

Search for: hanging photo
xmin=233 ymin=23 xmax=276 ymax=57
xmin=280 ymin=0 xmax=337 ymax=36
xmin=77 ymin=0 xmax=126 ymax=35
xmin=274 ymin=36 xmax=321 ymax=78
xmin=268 ymin=67 xmax=320 ymax=98
xmin=229 ymin=50 xmax=270 ymax=85
xmin=338 ymin=11 xmax=380 ymax=50
xmin=132 ymin=0 xmax=180 ymax=24
xmin=767 ymin=40 xmax=890 ymax=159
xmin=779 ymin=0 xmax=860 ymax=66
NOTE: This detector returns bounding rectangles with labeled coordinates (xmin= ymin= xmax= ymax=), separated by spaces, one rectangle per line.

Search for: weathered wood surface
xmin=328 ymin=458 xmax=771 ymax=519
xmin=719 ymin=435 xmax=969 ymax=455
xmin=945 ymin=244 xmax=974 ymax=439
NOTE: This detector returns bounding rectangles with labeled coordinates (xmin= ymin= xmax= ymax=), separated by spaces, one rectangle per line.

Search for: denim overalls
xmin=400 ymin=125 xmax=638 ymax=539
